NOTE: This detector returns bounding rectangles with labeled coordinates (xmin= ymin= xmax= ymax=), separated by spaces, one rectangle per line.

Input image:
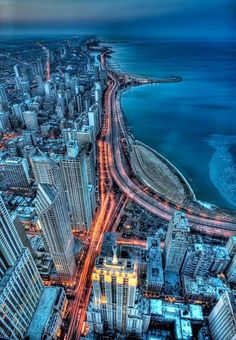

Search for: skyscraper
xmin=146 ymin=235 xmax=164 ymax=294
xmin=226 ymin=255 xmax=236 ymax=283
xmin=181 ymin=243 xmax=215 ymax=278
xmin=0 ymin=195 xmax=43 ymax=339
xmin=165 ymin=211 xmax=190 ymax=273
xmin=60 ymin=141 xmax=93 ymax=230
xmin=36 ymin=183 xmax=76 ymax=280
xmin=30 ymin=149 xmax=76 ymax=280
xmin=226 ymin=236 xmax=236 ymax=257
xmin=1 ymin=157 xmax=31 ymax=189
xmin=208 ymin=291 xmax=236 ymax=340
xmin=23 ymin=110 xmax=39 ymax=130
xmin=0 ymin=111 xmax=10 ymax=130
xmin=87 ymin=246 xmax=150 ymax=336
xmin=0 ymin=84 xmax=8 ymax=104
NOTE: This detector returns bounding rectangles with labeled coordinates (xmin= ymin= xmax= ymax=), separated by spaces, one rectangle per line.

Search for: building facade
xmin=60 ymin=141 xmax=93 ymax=230
xmin=165 ymin=212 xmax=190 ymax=273
xmin=30 ymin=150 xmax=76 ymax=280
xmin=0 ymin=195 xmax=43 ymax=339
xmin=1 ymin=157 xmax=31 ymax=189
xmin=87 ymin=247 xmax=150 ymax=336
xmin=208 ymin=291 xmax=236 ymax=340
xmin=226 ymin=255 xmax=236 ymax=283
xmin=146 ymin=235 xmax=164 ymax=294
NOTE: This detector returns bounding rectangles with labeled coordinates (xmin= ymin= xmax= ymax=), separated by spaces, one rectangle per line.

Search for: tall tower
xmin=36 ymin=183 xmax=76 ymax=280
xmin=164 ymin=211 xmax=190 ymax=273
xmin=2 ymin=157 xmax=31 ymax=189
xmin=23 ymin=110 xmax=39 ymax=130
xmin=0 ymin=196 xmax=43 ymax=339
xmin=0 ymin=84 xmax=8 ymax=104
xmin=30 ymin=149 xmax=76 ymax=280
xmin=60 ymin=141 xmax=93 ymax=230
xmin=208 ymin=291 xmax=236 ymax=340
xmin=87 ymin=248 xmax=150 ymax=336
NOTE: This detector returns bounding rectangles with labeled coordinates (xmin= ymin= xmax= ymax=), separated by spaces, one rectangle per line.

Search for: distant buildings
xmin=164 ymin=212 xmax=190 ymax=273
xmin=208 ymin=291 xmax=236 ymax=340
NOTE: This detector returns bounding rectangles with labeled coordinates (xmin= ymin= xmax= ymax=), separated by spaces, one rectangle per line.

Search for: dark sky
xmin=0 ymin=0 xmax=235 ymax=39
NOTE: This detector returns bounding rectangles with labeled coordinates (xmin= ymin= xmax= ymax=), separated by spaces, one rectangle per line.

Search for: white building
xmin=0 ymin=196 xmax=43 ymax=339
xmin=87 ymin=247 xmax=150 ymax=336
xmin=30 ymin=149 xmax=76 ymax=280
xmin=208 ymin=291 xmax=236 ymax=340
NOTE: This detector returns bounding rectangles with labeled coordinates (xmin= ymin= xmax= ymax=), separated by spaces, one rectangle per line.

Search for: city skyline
xmin=0 ymin=1 xmax=235 ymax=338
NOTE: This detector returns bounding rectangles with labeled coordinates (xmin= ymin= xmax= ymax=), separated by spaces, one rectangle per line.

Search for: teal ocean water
xmin=109 ymin=40 xmax=236 ymax=209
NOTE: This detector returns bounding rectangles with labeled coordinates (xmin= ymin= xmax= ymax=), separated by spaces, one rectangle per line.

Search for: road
xmin=101 ymin=53 xmax=236 ymax=238
xmin=65 ymin=83 xmax=117 ymax=338
xmin=66 ymin=49 xmax=236 ymax=339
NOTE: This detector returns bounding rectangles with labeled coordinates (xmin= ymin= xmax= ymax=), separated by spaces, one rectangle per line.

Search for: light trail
xmin=101 ymin=52 xmax=236 ymax=237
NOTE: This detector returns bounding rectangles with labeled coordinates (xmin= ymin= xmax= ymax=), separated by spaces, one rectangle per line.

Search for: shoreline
xmin=107 ymin=56 xmax=235 ymax=216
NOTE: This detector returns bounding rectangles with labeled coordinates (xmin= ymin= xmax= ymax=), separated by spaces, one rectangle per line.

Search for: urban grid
xmin=0 ymin=36 xmax=235 ymax=340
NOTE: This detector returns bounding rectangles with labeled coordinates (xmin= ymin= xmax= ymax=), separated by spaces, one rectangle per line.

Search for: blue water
xmin=109 ymin=40 xmax=236 ymax=209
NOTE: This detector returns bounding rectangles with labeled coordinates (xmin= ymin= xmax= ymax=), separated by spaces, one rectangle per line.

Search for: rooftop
xmin=27 ymin=287 xmax=61 ymax=340
xmin=150 ymin=298 xmax=203 ymax=340
xmin=172 ymin=211 xmax=190 ymax=232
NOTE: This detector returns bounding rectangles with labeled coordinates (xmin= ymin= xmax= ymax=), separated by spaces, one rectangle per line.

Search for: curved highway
xmin=102 ymin=56 xmax=236 ymax=237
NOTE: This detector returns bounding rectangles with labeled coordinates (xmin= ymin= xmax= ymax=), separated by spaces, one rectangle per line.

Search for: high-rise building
xmin=87 ymin=247 xmax=150 ymax=336
xmin=1 ymin=157 xmax=31 ymax=189
xmin=12 ymin=103 xmax=24 ymax=123
xmin=30 ymin=149 xmax=76 ymax=280
xmin=146 ymin=235 xmax=164 ymax=294
xmin=23 ymin=110 xmax=39 ymax=130
xmin=0 ymin=84 xmax=8 ymax=104
xmin=0 ymin=195 xmax=43 ymax=339
xmin=210 ymin=246 xmax=230 ymax=274
xmin=181 ymin=243 xmax=215 ymax=278
xmin=165 ymin=211 xmax=190 ymax=273
xmin=208 ymin=291 xmax=236 ymax=340
xmin=226 ymin=236 xmax=236 ymax=257
xmin=226 ymin=255 xmax=236 ymax=283
xmin=0 ymin=111 xmax=10 ymax=129
xmin=60 ymin=141 xmax=93 ymax=230
xmin=35 ymin=184 xmax=76 ymax=280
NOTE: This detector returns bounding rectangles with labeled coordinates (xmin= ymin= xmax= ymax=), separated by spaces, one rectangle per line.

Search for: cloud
xmin=0 ymin=0 xmax=189 ymax=23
